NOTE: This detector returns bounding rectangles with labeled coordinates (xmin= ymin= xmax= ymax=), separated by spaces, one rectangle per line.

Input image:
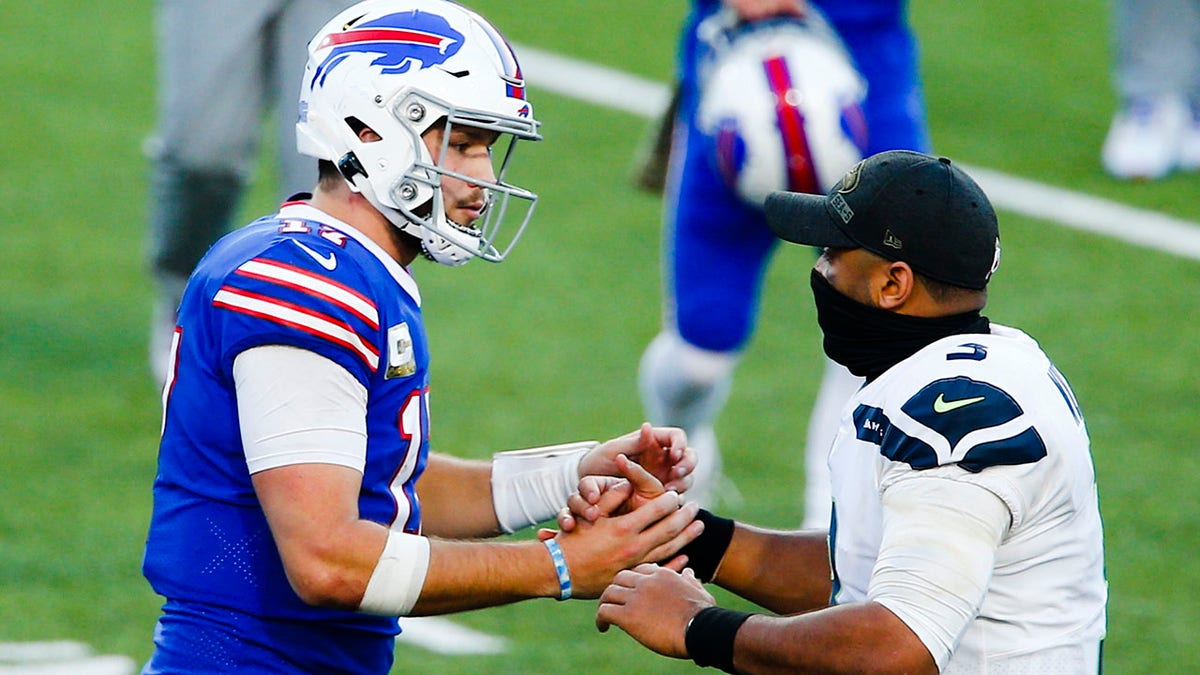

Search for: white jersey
xmin=827 ymin=324 xmax=1107 ymax=672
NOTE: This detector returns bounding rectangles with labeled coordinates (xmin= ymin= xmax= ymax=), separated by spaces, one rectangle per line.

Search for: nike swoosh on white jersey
xmin=291 ymin=239 xmax=337 ymax=271
xmin=932 ymin=393 xmax=986 ymax=413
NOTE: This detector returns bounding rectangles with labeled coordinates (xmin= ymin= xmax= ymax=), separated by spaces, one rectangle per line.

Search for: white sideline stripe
xmin=0 ymin=642 xmax=134 ymax=675
xmin=396 ymin=616 xmax=509 ymax=655
xmin=518 ymin=45 xmax=671 ymax=118
xmin=516 ymin=44 xmax=1200 ymax=262
xmin=963 ymin=165 xmax=1200 ymax=261
xmin=0 ymin=657 xmax=136 ymax=675
xmin=0 ymin=642 xmax=92 ymax=663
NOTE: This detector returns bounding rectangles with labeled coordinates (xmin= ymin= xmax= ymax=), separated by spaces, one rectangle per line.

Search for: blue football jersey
xmin=143 ymin=201 xmax=431 ymax=672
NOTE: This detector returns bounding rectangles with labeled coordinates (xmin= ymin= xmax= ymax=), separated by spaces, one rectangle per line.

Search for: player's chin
xmin=448 ymin=209 xmax=482 ymax=230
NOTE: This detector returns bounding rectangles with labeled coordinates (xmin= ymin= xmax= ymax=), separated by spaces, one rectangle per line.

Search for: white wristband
xmin=358 ymin=530 xmax=430 ymax=616
xmin=491 ymin=441 xmax=597 ymax=533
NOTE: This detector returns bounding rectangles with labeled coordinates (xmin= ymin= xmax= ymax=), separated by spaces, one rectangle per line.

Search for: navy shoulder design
xmin=854 ymin=376 xmax=1048 ymax=472
xmin=901 ymin=377 xmax=1021 ymax=447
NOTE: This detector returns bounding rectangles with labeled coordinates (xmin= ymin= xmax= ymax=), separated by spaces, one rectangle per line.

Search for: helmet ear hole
xmin=344 ymin=116 xmax=381 ymax=141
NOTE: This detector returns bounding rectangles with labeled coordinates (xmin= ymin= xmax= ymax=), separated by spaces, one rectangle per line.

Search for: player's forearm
xmin=411 ymin=490 xmax=699 ymax=615
xmin=408 ymin=538 xmax=561 ymax=614
xmin=714 ymin=524 xmax=831 ymax=615
xmin=730 ymin=602 xmax=935 ymax=674
xmin=420 ymin=442 xmax=598 ymax=538
xmin=417 ymin=453 xmax=503 ymax=538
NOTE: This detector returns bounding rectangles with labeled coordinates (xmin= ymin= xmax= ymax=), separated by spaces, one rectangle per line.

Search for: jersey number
xmin=391 ymin=389 xmax=428 ymax=532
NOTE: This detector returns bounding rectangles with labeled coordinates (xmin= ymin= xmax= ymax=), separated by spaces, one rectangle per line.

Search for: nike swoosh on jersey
xmin=933 ymin=393 xmax=986 ymax=413
xmin=292 ymin=239 xmax=337 ymax=270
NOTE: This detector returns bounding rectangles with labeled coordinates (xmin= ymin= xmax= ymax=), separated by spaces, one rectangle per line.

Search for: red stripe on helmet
xmin=763 ymin=55 xmax=820 ymax=195
xmin=319 ymin=28 xmax=452 ymax=52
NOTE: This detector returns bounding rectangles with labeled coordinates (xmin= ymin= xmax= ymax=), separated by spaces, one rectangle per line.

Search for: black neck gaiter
xmin=810 ymin=269 xmax=990 ymax=381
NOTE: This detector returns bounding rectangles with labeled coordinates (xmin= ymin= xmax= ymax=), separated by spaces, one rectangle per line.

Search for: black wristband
xmin=685 ymin=606 xmax=753 ymax=673
xmin=674 ymin=509 xmax=735 ymax=582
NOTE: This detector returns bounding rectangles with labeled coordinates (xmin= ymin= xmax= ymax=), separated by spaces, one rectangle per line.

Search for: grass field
xmin=1 ymin=1 xmax=1198 ymax=672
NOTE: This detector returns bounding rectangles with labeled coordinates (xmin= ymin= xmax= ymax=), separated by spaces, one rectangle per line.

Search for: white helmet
xmin=697 ymin=11 xmax=869 ymax=206
xmin=297 ymin=0 xmax=542 ymax=265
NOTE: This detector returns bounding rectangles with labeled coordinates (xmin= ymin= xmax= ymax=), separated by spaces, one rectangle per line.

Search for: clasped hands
xmin=539 ymin=424 xmax=719 ymax=657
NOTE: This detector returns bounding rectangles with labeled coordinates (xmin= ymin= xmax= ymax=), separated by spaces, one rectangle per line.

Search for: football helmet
xmin=697 ymin=10 xmax=869 ymax=206
xmin=296 ymin=0 xmax=542 ymax=266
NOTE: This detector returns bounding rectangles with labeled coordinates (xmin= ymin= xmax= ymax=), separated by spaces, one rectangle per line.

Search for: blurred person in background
xmin=1101 ymin=0 xmax=1200 ymax=180
xmin=144 ymin=0 xmax=355 ymax=383
xmin=636 ymin=0 xmax=930 ymax=525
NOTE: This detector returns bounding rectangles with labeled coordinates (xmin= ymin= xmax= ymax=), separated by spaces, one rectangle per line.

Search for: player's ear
xmin=876 ymin=261 xmax=915 ymax=310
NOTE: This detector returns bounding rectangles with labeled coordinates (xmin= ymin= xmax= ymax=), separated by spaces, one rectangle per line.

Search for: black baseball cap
xmin=764 ymin=150 xmax=1001 ymax=289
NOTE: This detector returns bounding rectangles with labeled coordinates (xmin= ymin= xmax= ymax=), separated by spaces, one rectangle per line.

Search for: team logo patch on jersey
xmin=312 ymin=12 xmax=465 ymax=87
xmin=386 ymin=322 xmax=416 ymax=379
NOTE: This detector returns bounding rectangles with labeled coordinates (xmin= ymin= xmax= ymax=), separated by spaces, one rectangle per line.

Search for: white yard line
xmin=0 ymin=619 xmax=514 ymax=664
xmin=396 ymin=616 xmax=509 ymax=655
xmin=517 ymin=45 xmax=672 ymax=117
xmin=0 ymin=642 xmax=135 ymax=675
xmin=0 ymin=656 xmax=137 ymax=675
xmin=0 ymin=642 xmax=93 ymax=663
xmin=516 ymin=44 xmax=1200 ymax=262
xmin=962 ymin=165 xmax=1200 ymax=260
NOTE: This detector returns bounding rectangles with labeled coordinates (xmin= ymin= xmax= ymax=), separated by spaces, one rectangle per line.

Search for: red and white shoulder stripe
xmin=214 ymin=257 xmax=381 ymax=371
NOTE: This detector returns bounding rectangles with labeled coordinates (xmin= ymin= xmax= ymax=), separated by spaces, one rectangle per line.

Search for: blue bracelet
xmin=542 ymin=538 xmax=572 ymax=600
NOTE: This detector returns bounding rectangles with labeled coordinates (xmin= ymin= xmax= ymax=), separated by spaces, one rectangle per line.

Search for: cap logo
xmin=830 ymin=193 xmax=854 ymax=224
xmin=987 ymin=237 xmax=1002 ymax=280
xmin=883 ymin=229 xmax=902 ymax=250
xmin=837 ymin=159 xmax=865 ymax=194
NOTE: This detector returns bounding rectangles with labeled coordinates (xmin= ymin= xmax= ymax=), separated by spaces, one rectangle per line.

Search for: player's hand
xmin=595 ymin=564 xmax=716 ymax=658
xmin=724 ymin=0 xmax=805 ymax=22
xmin=536 ymin=474 xmax=635 ymax=541
xmin=554 ymin=492 xmax=703 ymax=598
xmin=560 ymin=454 xmax=669 ymax=534
xmin=562 ymin=475 xmax=632 ymax=529
xmin=578 ymin=423 xmax=695 ymax=495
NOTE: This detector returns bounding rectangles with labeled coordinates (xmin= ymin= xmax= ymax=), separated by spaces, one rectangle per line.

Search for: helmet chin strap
xmin=419 ymin=231 xmax=474 ymax=267
xmin=338 ymin=155 xmax=424 ymax=244
xmin=359 ymin=175 xmax=481 ymax=267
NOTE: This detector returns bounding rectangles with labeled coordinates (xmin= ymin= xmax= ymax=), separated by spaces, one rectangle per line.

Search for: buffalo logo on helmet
xmin=311 ymin=11 xmax=465 ymax=87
